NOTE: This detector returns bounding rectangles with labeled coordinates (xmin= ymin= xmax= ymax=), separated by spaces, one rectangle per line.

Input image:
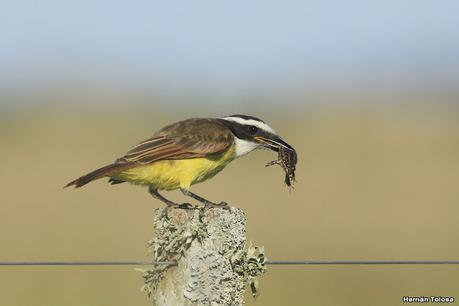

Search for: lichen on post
xmin=140 ymin=206 xmax=266 ymax=306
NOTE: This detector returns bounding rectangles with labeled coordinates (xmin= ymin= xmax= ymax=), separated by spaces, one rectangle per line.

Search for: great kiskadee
xmin=65 ymin=114 xmax=296 ymax=208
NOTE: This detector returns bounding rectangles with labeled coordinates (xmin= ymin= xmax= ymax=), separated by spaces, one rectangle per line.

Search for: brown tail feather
xmin=64 ymin=163 xmax=131 ymax=188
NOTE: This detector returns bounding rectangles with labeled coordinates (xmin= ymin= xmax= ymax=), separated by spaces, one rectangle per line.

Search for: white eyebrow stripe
xmin=222 ymin=117 xmax=276 ymax=134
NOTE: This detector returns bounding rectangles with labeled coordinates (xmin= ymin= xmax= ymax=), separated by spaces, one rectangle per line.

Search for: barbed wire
xmin=1 ymin=260 xmax=459 ymax=266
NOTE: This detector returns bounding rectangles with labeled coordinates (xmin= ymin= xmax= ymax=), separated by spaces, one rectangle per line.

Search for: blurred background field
xmin=1 ymin=1 xmax=459 ymax=305
xmin=1 ymin=102 xmax=458 ymax=306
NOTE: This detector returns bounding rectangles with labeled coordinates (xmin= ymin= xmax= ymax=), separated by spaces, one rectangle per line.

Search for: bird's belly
xmin=114 ymin=155 xmax=234 ymax=191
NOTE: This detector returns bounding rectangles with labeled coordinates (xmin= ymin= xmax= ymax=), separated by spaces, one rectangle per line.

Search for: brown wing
xmin=116 ymin=118 xmax=233 ymax=165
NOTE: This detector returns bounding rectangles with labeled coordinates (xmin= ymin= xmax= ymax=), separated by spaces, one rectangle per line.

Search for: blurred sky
xmin=1 ymin=0 xmax=459 ymax=104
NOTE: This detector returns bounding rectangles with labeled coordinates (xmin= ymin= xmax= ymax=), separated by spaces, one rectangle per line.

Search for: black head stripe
xmin=227 ymin=114 xmax=265 ymax=123
xmin=217 ymin=118 xmax=251 ymax=140
xmin=217 ymin=118 xmax=276 ymax=142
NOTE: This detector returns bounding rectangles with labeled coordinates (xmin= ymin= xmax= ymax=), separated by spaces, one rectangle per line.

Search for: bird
xmin=65 ymin=114 xmax=296 ymax=209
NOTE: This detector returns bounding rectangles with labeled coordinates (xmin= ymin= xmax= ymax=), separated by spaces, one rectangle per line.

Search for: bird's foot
xmin=166 ymin=202 xmax=198 ymax=210
xmin=204 ymin=201 xmax=230 ymax=210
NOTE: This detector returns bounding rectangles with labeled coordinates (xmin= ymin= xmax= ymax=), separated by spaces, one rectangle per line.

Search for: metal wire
xmin=266 ymin=260 xmax=459 ymax=265
xmin=1 ymin=260 xmax=459 ymax=266
xmin=0 ymin=261 xmax=176 ymax=266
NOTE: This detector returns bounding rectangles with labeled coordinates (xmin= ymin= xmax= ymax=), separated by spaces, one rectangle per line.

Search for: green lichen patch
xmin=231 ymin=241 xmax=267 ymax=298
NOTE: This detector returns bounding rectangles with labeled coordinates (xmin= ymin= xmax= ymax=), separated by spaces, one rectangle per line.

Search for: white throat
xmin=233 ymin=137 xmax=259 ymax=157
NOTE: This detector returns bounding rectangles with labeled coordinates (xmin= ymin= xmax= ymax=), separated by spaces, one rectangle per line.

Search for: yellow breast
xmin=113 ymin=145 xmax=236 ymax=191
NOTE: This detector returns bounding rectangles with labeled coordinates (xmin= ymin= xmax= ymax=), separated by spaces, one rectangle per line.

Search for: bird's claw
xmin=166 ymin=202 xmax=197 ymax=210
xmin=204 ymin=201 xmax=230 ymax=210
xmin=178 ymin=203 xmax=198 ymax=209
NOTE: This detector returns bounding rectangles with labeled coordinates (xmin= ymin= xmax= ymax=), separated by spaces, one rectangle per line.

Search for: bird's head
xmin=219 ymin=114 xmax=295 ymax=157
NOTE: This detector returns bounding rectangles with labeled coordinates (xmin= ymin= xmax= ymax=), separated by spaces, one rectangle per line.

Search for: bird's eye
xmin=248 ymin=125 xmax=258 ymax=134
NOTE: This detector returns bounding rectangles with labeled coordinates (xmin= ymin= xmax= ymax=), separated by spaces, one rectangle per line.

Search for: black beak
xmin=254 ymin=135 xmax=295 ymax=153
